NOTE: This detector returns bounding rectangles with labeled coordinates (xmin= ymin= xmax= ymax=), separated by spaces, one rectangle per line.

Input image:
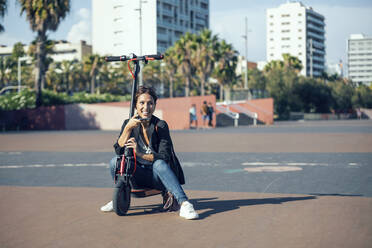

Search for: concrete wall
xmin=0 ymin=95 xmax=216 ymax=131
xmin=216 ymin=98 xmax=274 ymax=125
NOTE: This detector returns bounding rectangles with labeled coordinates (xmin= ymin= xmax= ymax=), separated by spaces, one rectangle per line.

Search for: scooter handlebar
xmin=105 ymin=54 xmax=164 ymax=62
xmin=105 ymin=55 xmax=128 ymax=62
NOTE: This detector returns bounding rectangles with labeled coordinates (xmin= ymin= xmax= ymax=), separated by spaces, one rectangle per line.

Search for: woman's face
xmin=136 ymin=93 xmax=155 ymax=120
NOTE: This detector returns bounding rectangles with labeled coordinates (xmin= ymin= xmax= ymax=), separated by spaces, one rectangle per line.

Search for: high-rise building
xmin=92 ymin=0 xmax=209 ymax=56
xmin=347 ymin=34 xmax=372 ymax=85
xmin=266 ymin=1 xmax=326 ymax=77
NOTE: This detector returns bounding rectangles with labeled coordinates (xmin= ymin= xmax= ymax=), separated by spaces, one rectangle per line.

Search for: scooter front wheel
xmin=113 ymin=180 xmax=131 ymax=216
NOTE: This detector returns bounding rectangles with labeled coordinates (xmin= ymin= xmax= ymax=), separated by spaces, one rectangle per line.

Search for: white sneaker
xmin=179 ymin=201 xmax=199 ymax=220
xmin=100 ymin=201 xmax=113 ymax=212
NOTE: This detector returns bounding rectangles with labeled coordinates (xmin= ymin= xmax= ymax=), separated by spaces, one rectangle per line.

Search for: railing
xmin=230 ymin=104 xmax=258 ymax=126
xmin=216 ymin=104 xmax=239 ymax=127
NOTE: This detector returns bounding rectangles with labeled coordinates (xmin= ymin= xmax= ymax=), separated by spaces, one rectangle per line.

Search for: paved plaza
xmin=0 ymin=120 xmax=371 ymax=247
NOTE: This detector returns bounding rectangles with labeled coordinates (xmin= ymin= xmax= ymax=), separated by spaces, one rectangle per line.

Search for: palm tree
xmin=174 ymin=32 xmax=197 ymax=97
xmin=193 ymin=29 xmax=218 ymax=96
xmin=19 ymin=0 xmax=70 ymax=106
xmin=55 ymin=59 xmax=78 ymax=94
xmin=0 ymin=0 xmax=7 ymax=32
xmin=282 ymin=53 xmax=302 ymax=72
xmin=83 ymin=54 xmax=103 ymax=94
xmin=164 ymin=46 xmax=178 ymax=97
xmin=213 ymin=39 xmax=238 ymax=101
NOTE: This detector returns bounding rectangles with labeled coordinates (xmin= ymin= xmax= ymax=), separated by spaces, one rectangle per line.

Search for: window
xmin=270 ymin=15 xmax=273 ymax=18
xmin=298 ymin=13 xmax=302 ymax=16
xmin=281 ymin=22 xmax=290 ymax=25
xmin=281 ymin=29 xmax=290 ymax=33
xmin=282 ymin=37 xmax=290 ymax=41
xmin=281 ymin=14 xmax=290 ymax=17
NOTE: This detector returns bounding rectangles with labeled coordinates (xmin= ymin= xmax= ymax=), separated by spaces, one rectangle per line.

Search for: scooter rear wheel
xmin=113 ymin=180 xmax=131 ymax=216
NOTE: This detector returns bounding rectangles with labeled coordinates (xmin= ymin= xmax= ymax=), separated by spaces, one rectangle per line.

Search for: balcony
xmin=307 ymin=32 xmax=325 ymax=42
xmin=307 ymin=23 xmax=325 ymax=34
xmin=306 ymin=15 xmax=325 ymax=27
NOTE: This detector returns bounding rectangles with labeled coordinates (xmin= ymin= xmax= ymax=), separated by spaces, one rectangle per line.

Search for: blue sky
xmin=1 ymin=0 xmax=372 ymax=66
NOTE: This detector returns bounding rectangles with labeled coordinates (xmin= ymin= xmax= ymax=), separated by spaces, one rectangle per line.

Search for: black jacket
xmin=114 ymin=115 xmax=185 ymax=185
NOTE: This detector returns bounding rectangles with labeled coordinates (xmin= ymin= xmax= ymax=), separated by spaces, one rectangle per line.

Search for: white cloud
xmin=67 ymin=8 xmax=91 ymax=44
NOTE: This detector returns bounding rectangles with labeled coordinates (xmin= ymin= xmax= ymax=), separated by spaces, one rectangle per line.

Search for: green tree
xmin=352 ymin=84 xmax=372 ymax=108
xmin=174 ymin=32 xmax=197 ymax=97
xmin=248 ymin=68 xmax=267 ymax=98
xmin=55 ymin=59 xmax=78 ymax=94
xmin=164 ymin=46 xmax=178 ymax=97
xmin=19 ymin=0 xmax=70 ymax=107
xmin=83 ymin=54 xmax=103 ymax=94
xmin=213 ymin=39 xmax=238 ymax=101
xmin=329 ymin=80 xmax=355 ymax=112
xmin=193 ymin=29 xmax=218 ymax=96
xmin=0 ymin=0 xmax=6 ymax=32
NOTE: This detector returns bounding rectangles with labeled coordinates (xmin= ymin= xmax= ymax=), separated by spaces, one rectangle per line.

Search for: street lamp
xmin=17 ymin=56 xmax=30 ymax=93
xmin=135 ymin=0 xmax=147 ymax=86
xmin=241 ymin=17 xmax=252 ymax=99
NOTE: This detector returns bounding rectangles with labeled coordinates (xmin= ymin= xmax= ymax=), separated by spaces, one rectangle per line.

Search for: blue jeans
xmin=109 ymin=156 xmax=188 ymax=204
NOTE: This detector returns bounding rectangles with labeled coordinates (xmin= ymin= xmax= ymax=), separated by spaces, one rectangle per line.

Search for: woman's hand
xmin=126 ymin=115 xmax=142 ymax=130
xmin=118 ymin=116 xmax=141 ymax=147
xmin=125 ymin=137 xmax=137 ymax=153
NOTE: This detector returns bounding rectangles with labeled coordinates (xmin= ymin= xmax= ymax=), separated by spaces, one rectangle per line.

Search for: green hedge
xmin=0 ymin=89 xmax=131 ymax=111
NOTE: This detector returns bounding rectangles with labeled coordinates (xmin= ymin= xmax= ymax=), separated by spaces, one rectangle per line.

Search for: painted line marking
xmin=244 ymin=166 xmax=303 ymax=173
xmin=242 ymin=162 xmax=328 ymax=166
xmin=0 ymin=163 xmax=108 ymax=169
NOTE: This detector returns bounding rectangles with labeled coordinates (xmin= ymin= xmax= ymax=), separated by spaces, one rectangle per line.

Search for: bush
xmin=0 ymin=89 xmax=131 ymax=111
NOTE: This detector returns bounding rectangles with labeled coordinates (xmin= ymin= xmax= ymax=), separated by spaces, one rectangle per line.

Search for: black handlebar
xmin=105 ymin=53 xmax=164 ymax=62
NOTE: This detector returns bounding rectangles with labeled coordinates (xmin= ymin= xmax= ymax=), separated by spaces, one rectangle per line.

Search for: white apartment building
xmin=92 ymin=0 xmax=209 ymax=56
xmin=0 ymin=40 xmax=92 ymax=62
xmin=266 ymin=1 xmax=326 ymax=77
xmin=347 ymin=34 xmax=372 ymax=85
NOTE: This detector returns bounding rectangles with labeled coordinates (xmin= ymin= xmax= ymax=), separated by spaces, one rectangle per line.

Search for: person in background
xmin=189 ymin=104 xmax=198 ymax=129
xmin=201 ymin=101 xmax=209 ymax=129
xmin=207 ymin=102 xmax=214 ymax=127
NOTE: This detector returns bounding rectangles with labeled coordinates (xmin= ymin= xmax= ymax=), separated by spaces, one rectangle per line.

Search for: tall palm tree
xmin=0 ymin=0 xmax=7 ymax=32
xmin=55 ymin=59 xmax=78 ymax=94
xmin=164 ymin=46 xmax=178 ymax=97
xmin=193 ymin=29 xmax=218 ymax=96
xmin=19 ymin=0 xmax=70 ymax=106
xmin=174 ymin=32 xmax=197 ymax=97
xmin=83 ymin=54 xmax=103 ymax=94
xmin=213 ymin=39 xmax=238 ymax=101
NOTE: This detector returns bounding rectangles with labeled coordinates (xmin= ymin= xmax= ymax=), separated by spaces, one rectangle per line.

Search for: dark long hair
xmin=134 ymin=86 xmax=158 ymax=105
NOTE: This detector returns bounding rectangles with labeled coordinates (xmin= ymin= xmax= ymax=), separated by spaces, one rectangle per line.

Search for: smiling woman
xmin=100 ymin=85 xmax=199 ymax=220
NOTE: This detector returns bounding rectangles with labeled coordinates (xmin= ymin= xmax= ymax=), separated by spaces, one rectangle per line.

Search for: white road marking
xmin=0 ymin=163 xmax=108 ymax=169
xmin=242 ymin=162 xmax=328 ymax=166
xmin=244 ymin=166 xmax=303 ymax=172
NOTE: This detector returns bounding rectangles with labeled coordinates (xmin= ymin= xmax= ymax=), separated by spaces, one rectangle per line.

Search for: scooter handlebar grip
xmin=105 ymin=55 xmax=128 ymax=62
xmin=146 ymin=54 xmax=164 ymax=60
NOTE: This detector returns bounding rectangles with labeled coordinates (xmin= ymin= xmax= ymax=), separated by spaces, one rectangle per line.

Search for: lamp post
xmin=135 ymin=0 xmax=147 ymax=86
xmin=241 ymin=17 xmax=252 ymax=99
xmin=17 ymin=56 xmax=30 ymax=93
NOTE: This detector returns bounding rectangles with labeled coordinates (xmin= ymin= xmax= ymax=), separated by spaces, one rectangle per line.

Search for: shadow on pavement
xmin=309 ymin=193 xmax=363 ymax=197
xmin=190 ymin=196 xmax=317 ymax=220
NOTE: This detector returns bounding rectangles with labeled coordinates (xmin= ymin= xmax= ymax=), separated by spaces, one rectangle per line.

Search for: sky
xmin=0 ymin=0 xmax=372 ymax=67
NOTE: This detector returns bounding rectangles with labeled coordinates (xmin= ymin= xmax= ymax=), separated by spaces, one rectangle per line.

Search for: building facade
xmin=266 ymin=1 xmax=326 ymax=77
xmin=347 ymin=34 xmax=372 ymax=85
xmin=92 ymin=0 xmax=209 ymax=56
xmin=0 ymin=40 xmax=92 ymax=62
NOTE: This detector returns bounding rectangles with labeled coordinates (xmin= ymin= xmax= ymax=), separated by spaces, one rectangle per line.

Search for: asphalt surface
xmin=0 ymin=119 xmax=371 ymax=248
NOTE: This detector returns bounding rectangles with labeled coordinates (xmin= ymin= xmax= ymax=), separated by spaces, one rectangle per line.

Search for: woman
xmin=100 ymin=86 xmax=198 ymax=220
